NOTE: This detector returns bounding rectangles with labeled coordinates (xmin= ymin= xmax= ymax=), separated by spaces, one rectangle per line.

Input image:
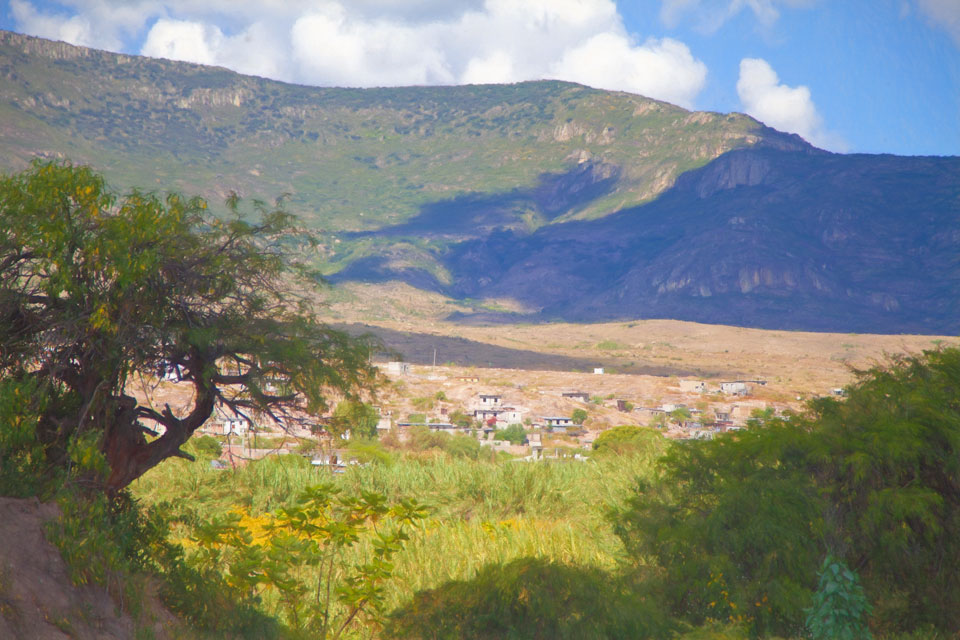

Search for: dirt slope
xmin=0 ymin=497 xmax=178 ymax=640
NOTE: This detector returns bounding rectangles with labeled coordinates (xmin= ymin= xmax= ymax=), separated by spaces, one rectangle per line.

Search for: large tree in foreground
xmin=0 ymin=161 xmax=377 ymax=492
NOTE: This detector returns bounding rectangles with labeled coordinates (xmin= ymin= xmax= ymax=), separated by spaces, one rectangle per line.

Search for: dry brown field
xmin=132 ymin=281 xmax=959 ymax=439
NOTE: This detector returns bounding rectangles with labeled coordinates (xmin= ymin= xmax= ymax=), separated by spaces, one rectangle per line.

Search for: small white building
xmin=679 ymin=380 xmax=706 ymax=393
xmin=720 ymin=381 xmax=750 ymax=396
xmin=221 ymin=416 xmax=249 ymax=436
xmin=385 ymin=361 xmax=410 ymax=375
xmin=478 ymin=394 xmax=503 ymax=407
xmin=593 ymin=367 xmax=604 ymax=375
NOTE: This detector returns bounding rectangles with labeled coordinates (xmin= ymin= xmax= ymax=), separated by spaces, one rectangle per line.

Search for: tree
xmin=331 ymin=400 xmax=380 ymax=439
xmin=0 ymin=161 xmax=377 ymax=492
xmin=613 ymin=348 xmax=960 ymax=636
xmin=592 ymin=425 xmax=664 ymax=456
xmin=669 ymin=406 xmax=692 ymax=426
xmin=572 ymin=408 xmax=588 ymax=425
xmin=495 ymin=423 xmax=526 ymax=445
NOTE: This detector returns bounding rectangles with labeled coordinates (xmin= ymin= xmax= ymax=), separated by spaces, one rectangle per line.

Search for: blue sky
xmin=2 ymin=0 xmax=958 ymax=156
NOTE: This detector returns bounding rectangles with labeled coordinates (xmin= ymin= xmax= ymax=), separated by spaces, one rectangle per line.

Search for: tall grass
xmin=131 ymin=446 xmax=664 ymax=611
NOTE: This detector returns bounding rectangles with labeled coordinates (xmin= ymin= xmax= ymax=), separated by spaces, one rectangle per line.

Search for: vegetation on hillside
xmin=0 ymin=30 xmax=783 ymax=283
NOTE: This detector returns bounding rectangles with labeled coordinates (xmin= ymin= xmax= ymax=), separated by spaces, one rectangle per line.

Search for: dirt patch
xmin=0 ymin=497 xmax=180 ymax=640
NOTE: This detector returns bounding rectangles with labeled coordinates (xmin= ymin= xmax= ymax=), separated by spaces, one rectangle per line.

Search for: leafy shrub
xmin=169 ymin=484 xmax=428 ymax=638
xmin=190 ymin=435 xmax=223 ymax=458
xmin=411 ymin=396 xmax=435 ymax=411
xmin=407 ymin=426 xmax=481 ymax=459
xmin=592 ymin=425 xmax=664 ymax=456
xmin=0 ymin=376 xmax=57 ymax=497
xmin=384 ymin=557 xmax=670 ymax=639
xmin=572 ymin=408 xmax=588 ymax=424
xmin=613 ymin=348 xmax=960 ymax=636
xmin=495 ymin=423 xmax=526 ymax=445
xmin=449 ymin=409 xmax=474 ymax=427
xmin=806 ymin=556 xmax=872 ymax=640
xmin=333 ymin=400 xmax=380 ymax=439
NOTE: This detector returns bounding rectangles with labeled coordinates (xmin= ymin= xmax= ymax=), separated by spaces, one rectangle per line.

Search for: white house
xmin=478 ymin=394 xmax=503 ymax=407
xmin=384 ymin=361 xmax=410 ymax=375
xmin=719 ymin=381 xmax=750 ymax=396
xmin=221 ymin=416 xmax=249 ymax=436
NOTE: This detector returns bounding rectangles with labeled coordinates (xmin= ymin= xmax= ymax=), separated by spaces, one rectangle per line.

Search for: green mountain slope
xmin=0 ymin=29 xmax=798 ymax=240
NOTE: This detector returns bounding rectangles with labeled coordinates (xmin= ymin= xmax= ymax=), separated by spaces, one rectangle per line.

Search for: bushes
xmin=612 ymin=348 xmax=960 ymax=637
xmin=407 ymin=426 xmax=481 ymax=459
xmin=384 ymin=557 xmax=670 ymax=639
xmin=494 ymin=423 xmax=526 ymax=445
xmin=592 ymin=425 xmax=664 ymax=457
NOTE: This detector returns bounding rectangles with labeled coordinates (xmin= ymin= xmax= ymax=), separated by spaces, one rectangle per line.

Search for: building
xmin=543 ymin=416 xmax=575 ymax=432
xmin=562 ymin=391 xmax=591 ymax=402
xmin=719 ymin=381 xmax=750 ymax=396
xmin=478 ymin=394 xmax=503 ymax=407
xmin=679 ymin=380 xmax=706 ymax=393
xmin=384 ymin=361 xmax=410 ymax=375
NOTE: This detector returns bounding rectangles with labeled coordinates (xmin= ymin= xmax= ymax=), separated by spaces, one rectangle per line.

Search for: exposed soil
xmin=0 ymin=497 xmax=180 ymax=640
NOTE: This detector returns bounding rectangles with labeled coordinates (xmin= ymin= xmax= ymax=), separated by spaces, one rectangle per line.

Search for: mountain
xmin=2 ymin=30 xmax=958 ymax=334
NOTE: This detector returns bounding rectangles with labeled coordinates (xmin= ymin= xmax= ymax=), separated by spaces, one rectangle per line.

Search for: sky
xmin=1 ymin=0 xmax=958 ymax=156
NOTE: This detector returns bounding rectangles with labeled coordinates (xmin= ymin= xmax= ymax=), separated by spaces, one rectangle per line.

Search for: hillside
xmin=0 ymin=30 xmax=784 ymax=232
xmin=339 ymin=147 xmax=960 ymax=333
xmin=2 ymin=30 xmax=958 ymax=334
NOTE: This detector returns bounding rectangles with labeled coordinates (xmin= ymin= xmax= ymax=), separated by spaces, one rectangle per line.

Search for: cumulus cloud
xmin=736 ymin=58 xmax=844 ymax=150
xmin=660 ymin=0 xmax=817 ymax=32
xmin=141 ymin=19 xmax=222 ymax=65
xmin=10 ymin=0 xmax=103 ymax=49
xmin=10 ymin=0 xmax=710 ymax=107
xmin=551 ymin=34 xmax=707 ymax=107
xmin=914 ymin=0 xmax=960 ymax=46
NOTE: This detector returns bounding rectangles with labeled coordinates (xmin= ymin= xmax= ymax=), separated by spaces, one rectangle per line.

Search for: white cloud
xmin=914 ymin=0 xmax=960 ymax=46
xmin=11 ymin=0 xmax=710 ymax=107
xmin=660 ymin=0 xmax=817 ymax=32
xmin=736 ymin=57 xmax=844 ymax=150
xmin=141 ymin=19 xmax=221 ymax=65
xmin=10 ymin=0 xmax=104 ymax=49
xmin=551 ymin=34 xmax=707 ymax=108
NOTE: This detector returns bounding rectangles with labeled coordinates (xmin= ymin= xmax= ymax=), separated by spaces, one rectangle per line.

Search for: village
xmin=145 ymin=358 xmax=849 ymax=469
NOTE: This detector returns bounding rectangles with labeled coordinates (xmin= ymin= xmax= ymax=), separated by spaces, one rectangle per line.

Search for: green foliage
xmin=613 ymin=348 xmax=960 ymax=637
xmin=0 ymin=161 xmax=377 ymax=491
xmin=613 ymin=420 xmax=822 ymax=636
xmin=495 ymin=423 xmax=527 ymax=445
xmin=189 ymin=435 xmax=223 ymax=459
xmin=670 ymin=406 xmax=693 ymax=424
xmin=346 ymin=437 xmax=394 ymax=466
xmin=384 ymin=557 xmax=670 ymax=639
xmin=572 ymin=408 xmax=588 ymax=424
xmin=171 ymin=484 xmax=428 ymax=638
xmin=411 ymin=396 xmax=435 ymax=411
xmin=806 ymin=556 xmax=872 ymax=640
xmin=332 ymin=400 xmax=380 ymax=439
xmin=0 ymin=376 xmax=57 ymax=497
xmin=592 ymin=425 xmax=664 ymax=457
xmin=406 ymin=413 xmax=427 ymax=424
xmin=407 ymin=426 xmax=482 ymax=459
xmin=448 ymin=409 xmax=475 ymax=427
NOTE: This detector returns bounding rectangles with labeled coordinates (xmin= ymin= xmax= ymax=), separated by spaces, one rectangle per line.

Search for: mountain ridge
xmin=2 ymin=30 xmax=958 ymax=334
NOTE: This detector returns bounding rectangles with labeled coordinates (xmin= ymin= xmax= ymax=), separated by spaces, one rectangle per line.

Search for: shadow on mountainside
xmin=339 ymin=323 xmax=709 ymax=377
xmin=334 ymin=145 xmax=960 ymax=335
